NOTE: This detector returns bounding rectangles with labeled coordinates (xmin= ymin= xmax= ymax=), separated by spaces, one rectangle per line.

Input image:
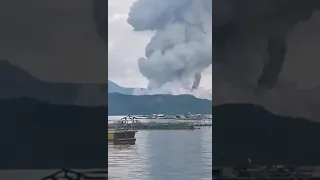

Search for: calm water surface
xmin=108 ymin=116 xmax=212 ymax=180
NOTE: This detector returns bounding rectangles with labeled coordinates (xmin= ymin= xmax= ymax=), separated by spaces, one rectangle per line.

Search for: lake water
xmin=108 ymin=116 xmax=212 ymax=180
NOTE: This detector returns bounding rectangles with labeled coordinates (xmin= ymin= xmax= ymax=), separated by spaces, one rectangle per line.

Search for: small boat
xmin=108 ymin=129 xmax=137 ymax=145
xmin=108 ymin=116 xmax=138 ymax=145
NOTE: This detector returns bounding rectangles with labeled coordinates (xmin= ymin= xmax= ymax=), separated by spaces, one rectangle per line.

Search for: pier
xmin=108 ymin=115 xmax=212 ymax=130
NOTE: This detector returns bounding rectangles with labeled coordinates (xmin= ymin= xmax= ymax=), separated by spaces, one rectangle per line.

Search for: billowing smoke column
xmin=214 ymin=0 xmax=319 ymax=88
xmin=213 ymin=0 xmax=320 ymax=120
xmin=127 ymin=0 xmax=212 ymax=94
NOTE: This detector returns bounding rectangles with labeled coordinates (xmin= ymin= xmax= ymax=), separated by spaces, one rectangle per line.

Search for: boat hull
xmin=108 ymin=130 xmax=137 ymax=145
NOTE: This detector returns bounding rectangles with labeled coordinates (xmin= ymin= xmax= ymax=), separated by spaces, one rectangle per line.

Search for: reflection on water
xmin=108 ymin=126 xmax=212 ymax=180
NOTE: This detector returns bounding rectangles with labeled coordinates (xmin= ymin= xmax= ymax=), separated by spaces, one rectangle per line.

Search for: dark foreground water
xmin=108 ymin=128 xmax=212 ymax=180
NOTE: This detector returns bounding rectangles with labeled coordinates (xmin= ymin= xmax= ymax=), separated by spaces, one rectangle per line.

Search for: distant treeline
xmin=108 ymin=93 xmax=212 ymax=115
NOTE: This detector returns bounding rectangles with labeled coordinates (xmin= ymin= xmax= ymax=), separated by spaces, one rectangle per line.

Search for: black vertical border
xmin=92 ymin=0 xmax=109 ymax=173
xmin=211 ymin=1 xmax=214 ymax=179
xmin=0 ymin=0 xmax=110 ymax=177
xmin=211 ymin=0 xmax=214 ymax=179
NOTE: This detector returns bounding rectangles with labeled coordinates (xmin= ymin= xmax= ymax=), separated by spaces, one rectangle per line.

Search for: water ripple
xmin=108 ymin=128 xmax=212 ymax=180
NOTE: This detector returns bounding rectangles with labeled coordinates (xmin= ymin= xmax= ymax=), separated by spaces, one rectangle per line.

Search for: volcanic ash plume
xmin=212 ymin=0 xmax=320 ymax=120
xmin=192 ymin=73 xmax=201 ymax=90
xmin=127 ymin=0 xmax=212 ymax=97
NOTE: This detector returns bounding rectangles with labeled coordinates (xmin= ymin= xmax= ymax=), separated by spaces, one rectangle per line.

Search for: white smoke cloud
xmin=127 ymin=0 xmax=212 ymax=99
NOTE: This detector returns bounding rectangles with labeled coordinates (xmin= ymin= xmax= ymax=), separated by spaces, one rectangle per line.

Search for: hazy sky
xmin=108 ymin=0 xmax=152 ymax=87
xmin=108 ymin=0 xmax=212 ymax=89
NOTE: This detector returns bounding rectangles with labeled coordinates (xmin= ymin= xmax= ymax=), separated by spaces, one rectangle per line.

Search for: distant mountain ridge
xmin=0 ymin=59 xmax=79 ymax=104
xmin=107 ymin=80 xmax=213 ymax=100
xmin=108 ymin=92 xmax=212 ymax=115
xmin=107 ymin=80 xmax=134 ymax=95
xmin=0 ymin=59 xmax=111 ymax=106
xmin=0 ymin=59 xmax=212 ymax=114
